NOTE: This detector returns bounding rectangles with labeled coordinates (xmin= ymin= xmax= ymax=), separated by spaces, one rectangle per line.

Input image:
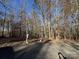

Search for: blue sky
xmin=0 ymin=0 xmax=34 ymax=21
xmin=0 ymin=0 xmax=61 ymax=14
xmin=9 ymin=0 xmax=34 ymax=15
xmin=0 ymin=0 xmax=34 ymax=15
xmin=0 ymin=0 xmax=61 ymax=22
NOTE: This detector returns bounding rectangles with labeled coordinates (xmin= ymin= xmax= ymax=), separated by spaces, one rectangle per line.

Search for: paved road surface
xmin=15 ymin=40 xmax=79 ymax=59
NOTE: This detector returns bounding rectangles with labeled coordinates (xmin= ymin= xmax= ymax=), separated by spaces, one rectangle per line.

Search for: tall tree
xmin=0 ymin=0 xmax=9 ymax=37
xmin=34 ymin=0 xmax=54 ymax=39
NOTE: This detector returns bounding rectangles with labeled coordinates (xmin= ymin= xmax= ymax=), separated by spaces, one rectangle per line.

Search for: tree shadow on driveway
xmin=69 ymin=42 xmax=79 ymax=50
xmin=0 ymin=46 xmax=14 ymax=59
xmin=15 ymin=42 xmax=46 ymax=59
xmin=64 ymin=40 xmax=79 ymax=50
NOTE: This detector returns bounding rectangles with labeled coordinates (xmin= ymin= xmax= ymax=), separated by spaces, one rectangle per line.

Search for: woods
xmin=0 ymin=0 xmax=79 ymax=42
xmin=0 ymin=1 xmax=79 ymax=59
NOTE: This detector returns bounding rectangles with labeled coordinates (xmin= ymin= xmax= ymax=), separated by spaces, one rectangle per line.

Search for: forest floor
xmin=0 ymin=39 xmax=79 ymax=59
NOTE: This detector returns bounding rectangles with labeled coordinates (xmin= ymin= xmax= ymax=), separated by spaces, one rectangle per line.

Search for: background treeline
xmin=0 ymin=0 xmax=79 ymax=41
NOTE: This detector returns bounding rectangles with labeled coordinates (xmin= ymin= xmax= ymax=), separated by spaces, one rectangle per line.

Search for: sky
xmin=0 ymin=0 xmax=61 ymax=22
xmin=0 ymin=0 xmax=34 ymax=21
xmin=0 ymin=0 xmax=34 ymax=14
xmin=8 ymin=0 xmax=34 ymax=15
